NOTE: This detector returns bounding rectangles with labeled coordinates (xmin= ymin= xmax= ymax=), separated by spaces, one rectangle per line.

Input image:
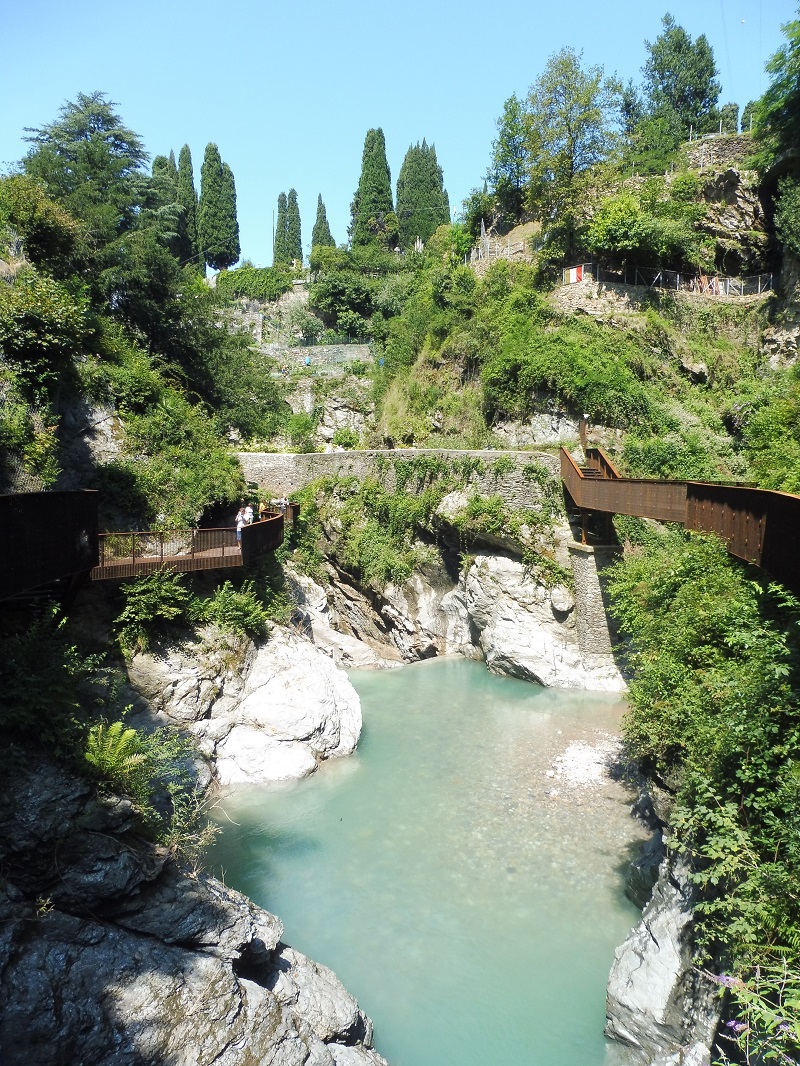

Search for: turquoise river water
xmin=211 ymin=657 xmax=646 ymax=1066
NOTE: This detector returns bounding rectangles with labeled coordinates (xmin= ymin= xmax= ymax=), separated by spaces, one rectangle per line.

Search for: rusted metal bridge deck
xmin=561 ymin=447 xmax=800 ymax=596
xmin=0 ymin=494 xmax=293 ymax=602
xmin=90 ymin=513 xmax=285 ymax=580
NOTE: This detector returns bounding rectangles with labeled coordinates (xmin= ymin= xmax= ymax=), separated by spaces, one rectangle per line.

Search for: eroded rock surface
xmin=126 ymin=624 xmax=363 ymax=786
xmin=0 ymin=757 xmax=387 ymax=1066
xmin=606 ymin=854 xmax=721 ymax=1066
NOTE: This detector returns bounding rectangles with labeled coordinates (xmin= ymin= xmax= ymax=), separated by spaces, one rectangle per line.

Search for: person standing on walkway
xmin=236 ymin=506 xmax=246 ymax=548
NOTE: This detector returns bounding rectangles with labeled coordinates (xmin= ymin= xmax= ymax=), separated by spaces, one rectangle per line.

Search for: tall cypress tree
xmin=286 ymin=188 xmax=302 ymax=265
xmin=349 ymin=128 xmax=395 ymax=247
xmin=198 ymin=143 xmax=240 ymax=270
xmin=311 ymin=194 xmax=335 ymax=248
xmin=177 ymin=144 xmax=201 ymax=272
xmin=395 ymin=140 xmax=450 ymax=249
xmin=273 ymin=191 xmax=289 ymax=266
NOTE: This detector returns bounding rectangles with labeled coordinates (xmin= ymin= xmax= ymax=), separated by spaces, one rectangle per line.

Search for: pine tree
xmin=286 ymin=188 xmax=302 ymax=265
xmin=395 ymin=140 xmax=450 ymax=249
xmin=273 ymin=191 xmax=289 ymax=266
xmin=349 ymin=128 xmax=396 ymax=247
xmin=311 ymin=194 xmax=335 ymax=248
xmin=177 ymin=144 xmax=201 ymax=272
xmin=198 ymin=143 xmax=240 ymax=271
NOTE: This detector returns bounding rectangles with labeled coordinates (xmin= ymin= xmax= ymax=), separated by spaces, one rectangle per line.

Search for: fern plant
xmin=84 ymin=720 xmax=150 ymax=804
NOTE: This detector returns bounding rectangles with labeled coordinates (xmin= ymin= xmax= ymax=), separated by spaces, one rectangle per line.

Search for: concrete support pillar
xmin=568 ymin=541 xmax=622 ymax=673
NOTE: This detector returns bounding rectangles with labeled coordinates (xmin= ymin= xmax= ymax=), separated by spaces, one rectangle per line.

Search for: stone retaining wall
xmin=238 ymin=449 xmax=562 ymax=508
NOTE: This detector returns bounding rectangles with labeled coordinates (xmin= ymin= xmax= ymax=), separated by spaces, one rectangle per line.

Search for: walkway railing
xmin=561 ymin=448 xmax=800 ymax=595
xmin=90 ymin=512 xmax=285 ymax=581
xmin=560 ymin=264 xmax=774 ymax=298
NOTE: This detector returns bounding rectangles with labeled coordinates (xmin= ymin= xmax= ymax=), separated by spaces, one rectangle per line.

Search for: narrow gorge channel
xmin=211 ymin=657 xmax=648 ymax=1065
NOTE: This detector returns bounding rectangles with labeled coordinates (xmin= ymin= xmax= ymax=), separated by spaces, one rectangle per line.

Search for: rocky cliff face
xmin=0 ymin=757 xmax=387 ymax=1066
xmin=125 ymin=623 xmax=363 ymax=787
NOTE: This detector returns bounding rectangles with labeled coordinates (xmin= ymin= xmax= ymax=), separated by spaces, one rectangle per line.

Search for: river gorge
xmin=212 ymin=656 xmax=648 ymax=1065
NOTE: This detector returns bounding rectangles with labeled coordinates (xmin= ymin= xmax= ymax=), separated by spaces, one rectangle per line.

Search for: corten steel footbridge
xmin=561 ymin=447 xmax=800 ymax=597
xmin=0 ymin=492 xmax=297 ymax=603
xmin=2 ymin=459 xmax=799 ymax=603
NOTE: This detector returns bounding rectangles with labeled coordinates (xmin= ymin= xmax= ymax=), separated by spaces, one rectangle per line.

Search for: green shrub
xmin=115 ymin=570 xmax=198 ymax=658
xmin=332 ymin=427 xmax=359 ymax=449
xmin=0 ymin=606 xmax=101 ymax=749
xmin=84 ymin=719 xmax=219 ymax=864
xmin=215 ymin=265 xmax=293 ymax=303
xmin=201 ymin=580 xmax=269 ymax=638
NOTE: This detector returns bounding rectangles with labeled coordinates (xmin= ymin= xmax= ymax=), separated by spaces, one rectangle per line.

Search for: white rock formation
xmin=127 ymin=625 xmax=362 ymax=787
xmin=606 ymin=856 xmax=722 ymax=1065
xmin=443 ymin=552 xmax=626 ymax=691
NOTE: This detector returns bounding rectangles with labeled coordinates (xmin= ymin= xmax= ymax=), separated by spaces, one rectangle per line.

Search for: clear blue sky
xmin=2 ymin=0 xmax=794 ymax=267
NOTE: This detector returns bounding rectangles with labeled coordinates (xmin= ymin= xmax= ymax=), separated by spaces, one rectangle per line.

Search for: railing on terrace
xmin=90 ymin=512 xmax=285 ymax=581
xmin=561 ymin=263 xmax=774 ymax=297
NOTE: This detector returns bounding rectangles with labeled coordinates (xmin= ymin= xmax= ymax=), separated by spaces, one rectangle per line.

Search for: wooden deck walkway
xmin=561 ymin=447 xmax=800 ymax=596
xmin=90 ymin=513 xmax=286 ymax=581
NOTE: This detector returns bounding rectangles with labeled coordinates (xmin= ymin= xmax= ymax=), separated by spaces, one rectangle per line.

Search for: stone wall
xmin=684 ymin=132 xmax=753 ymax=171
xmin=238 ymin=448 xmax=562 ymax=505
xmin=568 ymin=543 xmax=622 ymax=670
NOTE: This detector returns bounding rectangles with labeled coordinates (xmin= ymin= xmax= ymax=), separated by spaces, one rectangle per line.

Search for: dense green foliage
xmin=114 ymin=567 xmax=283 ymax=659
xmin=273 ymin=191 xmax=289 ymax=266
xmin=607 ymin=533 xmax=800 ymax=1060
xmin=586 ymin=173 xmax=711 ymax=270
xmin=642 ymin=14 xmax=720 ymax=138
xmin=288 ymin=455 xmax=563 ymax=589
xmin=215 ymin=263 xmax=292 ymax=302
xmin=198 ymin=143 xmax=240 ymax=270
xmin=286 ymin=188 xmax=302 ymax=265
xmin=176 ymin=144 xmax=201 ymax=271
xmin=311 ymin=194 xmax=335 ymax=249
xmin=774 ymin=177 xmax=800 ymax=259
xmin=752 ymin=15 xmax=800 ymax=169
xmin=349 ymin=128 xmax=397 ymax=248
xmin=395 ymin=141 xmax=450 ymax=250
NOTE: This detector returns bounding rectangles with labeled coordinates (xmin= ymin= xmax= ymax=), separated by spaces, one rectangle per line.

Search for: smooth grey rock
xmin=606 ymin=856 xmax=721 ymax=1064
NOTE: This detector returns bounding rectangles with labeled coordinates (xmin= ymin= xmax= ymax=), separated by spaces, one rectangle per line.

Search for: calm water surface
xmin=212 ymin=657 xmax=645 ymax=1066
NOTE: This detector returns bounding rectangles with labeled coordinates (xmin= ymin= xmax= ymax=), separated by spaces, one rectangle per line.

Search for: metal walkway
xmin=0 ymin=493 xmax=290 ymax=603
xmin=561 ymin=447 xmax=800 ymax=596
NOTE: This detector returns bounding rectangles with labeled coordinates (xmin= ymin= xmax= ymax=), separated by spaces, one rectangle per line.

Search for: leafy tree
xmin=774 ymin=177 xmax=800 ymax=258
xmin=152 ymin=153 xmax=177 ymax=188
xmin=0 ymin=174 xmax=80 ymax=275
xmin=741 ymin=99 xmax=756 ymax=133
xmin=395 ymin=140 xmax=450 ymax=249
xmin=642 ymin=14 xmax=720 ymax=137
xmin=286 ymin=187 xmax=302 ymax=265
xmin=526 ymin=47 xmax=621 ymax=259
xmin=489 ymin=94 xmax=530 ymax=226
xmin=752 ymin=15 xmax=800 ymax=167
xmin=177 ymin=144 xmax=201 ymax=272
xmin=461 ymin=184 xmax=494 ymax=239
xmin=350 ymin=128 xmax=396 ymax=248
xmin=273 ymin=191 xmax=289 ymax=266
xmin=719 ymin=102 xmax=739 ymax=134
xmin=311 ymin=194 xmax=335 ymax=248
xmin=23 ymin=91 xmax=147 ymax=250
xmin=197 ymin=143 xmax=240 ymax=271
